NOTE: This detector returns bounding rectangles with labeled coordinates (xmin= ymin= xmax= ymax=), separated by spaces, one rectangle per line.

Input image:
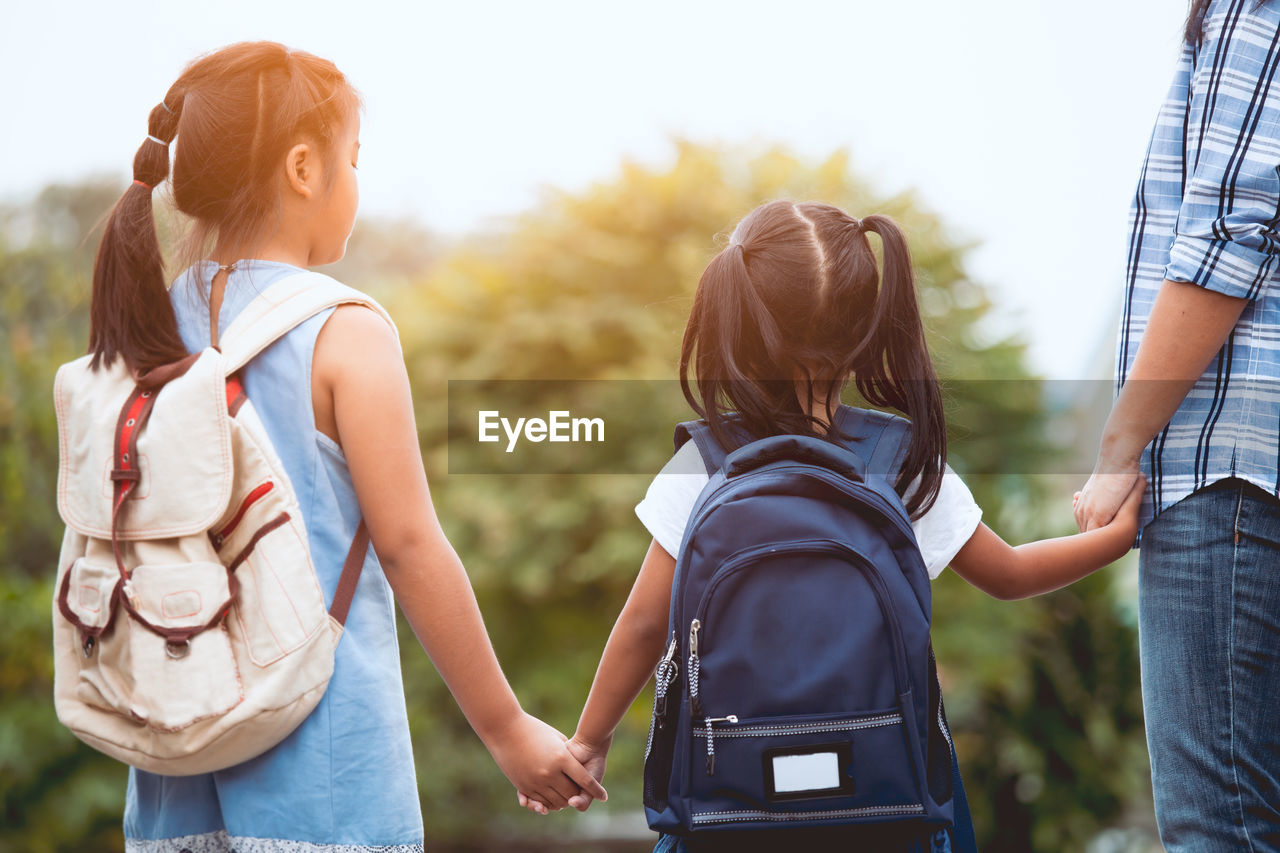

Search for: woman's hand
xmin=1093 ymin=473 xmax=1147 ymax=559
xmin=1074 ymin=464 xmax=1141 ymax=533
xmin=489 ymin=712 xmax=606 ymax=814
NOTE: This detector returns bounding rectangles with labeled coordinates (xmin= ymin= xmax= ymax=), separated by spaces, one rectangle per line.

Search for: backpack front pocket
xmin=688 ymin=709 xmax=925 ymax=828
xmin=680 ymin=539 xmax=928 ymax=829
xmin=59 ymin=556 xmax=122 ymax=643
xmin=68 ymin=560 xmax=245 ymax=732
xmin=224 ymin=516 xmax=327 ymax=667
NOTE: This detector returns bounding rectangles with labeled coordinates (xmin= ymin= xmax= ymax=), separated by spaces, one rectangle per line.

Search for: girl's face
xmin=309 ymin=115 xmax=361 ymax=266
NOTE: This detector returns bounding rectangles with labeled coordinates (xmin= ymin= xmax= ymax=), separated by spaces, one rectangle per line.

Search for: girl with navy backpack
xmin=521 ymin=201 xmax=1145 ymax=850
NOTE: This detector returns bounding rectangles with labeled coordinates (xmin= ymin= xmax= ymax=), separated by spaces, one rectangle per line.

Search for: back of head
xmin=89 ymin=41 xmax=361 ymax=375
xmin=680 ymin=200 xmax=946 ymax=517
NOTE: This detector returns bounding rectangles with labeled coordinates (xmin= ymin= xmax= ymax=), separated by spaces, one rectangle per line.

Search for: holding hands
xmin=517 ymin=732 xmax=610 ymax=814
xmin=490 ymin=712 xmax=608 ymax=814
xmin=1074 ymin=462 xmax=1143 ymax=534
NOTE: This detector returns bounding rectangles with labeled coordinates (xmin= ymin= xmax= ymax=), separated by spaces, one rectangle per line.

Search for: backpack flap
xmin=121 ymin=561 xmax=236 ymax=645
xmin=55 ymin=349 xmax=233 ymax=540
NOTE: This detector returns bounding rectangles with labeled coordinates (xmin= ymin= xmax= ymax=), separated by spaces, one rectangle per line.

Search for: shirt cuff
xmin=1166 ymin=232 xmax=1276 ymax=299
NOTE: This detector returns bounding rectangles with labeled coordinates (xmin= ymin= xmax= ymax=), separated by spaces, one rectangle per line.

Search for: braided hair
xmin=89 ymin=42 xmax=360 ymax=373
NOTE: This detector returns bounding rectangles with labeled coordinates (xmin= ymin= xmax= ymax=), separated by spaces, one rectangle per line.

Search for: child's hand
xmin=488 ymin=712 xmax=607 ymax=814
xmin=517 ymin=733 xmax=611 ymax=815
xmin=565 ymin=733 xmax=610 ymax=810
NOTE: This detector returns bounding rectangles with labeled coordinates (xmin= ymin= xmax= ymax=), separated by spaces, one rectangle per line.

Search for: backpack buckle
xmin=165 ymin=639 xmax=191 ymax=660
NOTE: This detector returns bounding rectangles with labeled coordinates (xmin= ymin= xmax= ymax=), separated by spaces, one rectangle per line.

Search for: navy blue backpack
xmin=643 ymin=405 xmax=967 ymax=843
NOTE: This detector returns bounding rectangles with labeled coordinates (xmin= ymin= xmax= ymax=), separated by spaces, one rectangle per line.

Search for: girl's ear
xmin=284 ymin=142 xmax=317 ymax=200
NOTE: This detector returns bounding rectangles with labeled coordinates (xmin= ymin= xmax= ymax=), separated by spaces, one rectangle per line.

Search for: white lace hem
xmin=125 ymin=830 xmax=425 ymax=853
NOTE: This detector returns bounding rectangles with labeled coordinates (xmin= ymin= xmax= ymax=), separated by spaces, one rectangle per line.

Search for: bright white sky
xmin=1 ymin=0 xmax=1186 ymax=379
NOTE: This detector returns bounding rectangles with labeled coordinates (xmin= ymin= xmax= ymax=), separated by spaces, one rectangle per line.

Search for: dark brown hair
xmin=89 ymin=41 xmax=361 ymax=374
xmin=679 ymin=201 xmax=946 ymax=518
xmin=1185 ymin=1 xmax=1271 ymax=45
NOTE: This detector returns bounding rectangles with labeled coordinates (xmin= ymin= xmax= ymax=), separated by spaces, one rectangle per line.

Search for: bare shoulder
xmin=319 ymin=302 xmax=397 ymax=348
xmin=314 ymin=303 xmax=401 ymax=382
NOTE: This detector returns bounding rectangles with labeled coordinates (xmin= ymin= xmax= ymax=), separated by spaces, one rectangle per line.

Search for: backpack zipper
xmin=654 ymin=634 xmax=679 ymax=723
xmin=696 ymin=711 xmax=901 ymax=776
xmin=688 ymin=619 xmax=703 ymax=717
xmin=702 ymin=714 xmax=738 ymax=775
xmin=645 ymin=633 xmax=682 ymax=763
xmin=693 ymin=712 xmax=902 ymax=739
xmin=211 ymin=481 xmax=275 ymax=549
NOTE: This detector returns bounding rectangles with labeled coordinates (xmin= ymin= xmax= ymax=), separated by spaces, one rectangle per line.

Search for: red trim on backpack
xmin=210 ymin=481 xmax=275 ymax=549
xmin=226 ymin=375 xmax=247 ymax=417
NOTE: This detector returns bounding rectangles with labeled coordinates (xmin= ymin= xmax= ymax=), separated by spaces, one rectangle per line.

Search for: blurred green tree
xmin=1 ymin=177 xmax=128 ymax=852
xmin=0 ymin=144 xmax=1149 ymax=851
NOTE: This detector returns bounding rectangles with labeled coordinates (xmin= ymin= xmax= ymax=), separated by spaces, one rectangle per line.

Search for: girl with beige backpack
xmin=52 ymin=41 xmax=603 ymax=852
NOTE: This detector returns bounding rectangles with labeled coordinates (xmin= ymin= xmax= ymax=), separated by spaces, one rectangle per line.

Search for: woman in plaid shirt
xmin=1076 ymin=1 xmax=1280 ymax=848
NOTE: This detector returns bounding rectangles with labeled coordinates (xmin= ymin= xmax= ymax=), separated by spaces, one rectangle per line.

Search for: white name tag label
xmin=770 ymin=750 xmax=842 ymax=793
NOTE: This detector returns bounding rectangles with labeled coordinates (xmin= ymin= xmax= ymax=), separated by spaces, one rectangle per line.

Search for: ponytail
xmin=847 ymin=215 xmax=946 ymax=518
xmin=681 ymin=200 xmax=946 ymax=520
xmin=87 ymin=42 xmax=361 ymax=375
xmin=681 ymin=236 xmax=831 ymax=453
xmin=88 ymin=93 xmax=188 ymax=373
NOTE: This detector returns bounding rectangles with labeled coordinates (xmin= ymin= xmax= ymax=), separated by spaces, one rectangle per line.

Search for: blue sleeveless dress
xmin=124 ymin=260 xmax=424 ymax=852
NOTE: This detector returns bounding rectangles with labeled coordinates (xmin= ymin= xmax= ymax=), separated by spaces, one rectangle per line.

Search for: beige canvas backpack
xmin=52 ymin=272 xmax=396 ymax=775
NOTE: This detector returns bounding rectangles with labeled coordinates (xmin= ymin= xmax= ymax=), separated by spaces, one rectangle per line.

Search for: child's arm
xmin=315 ymin=306 xmax=606 ymax=813
xmin=518 ymin=539 xmax=676 ymax=813
xmin=949 ymin=475 xmax=1146 ymax=600
xmin=574 ymin=539 xmax=676 ymax=745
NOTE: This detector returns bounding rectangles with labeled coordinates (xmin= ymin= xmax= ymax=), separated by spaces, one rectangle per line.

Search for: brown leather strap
xmin=107 ymin=351 xmax=203 ymax=590
xmin=329 ymin=520 xmax=368 ymax=626
xmin=136 ymin=351 xmax=201 ymax=390
xmin=109 ymin=386 xmax=158 ymax=580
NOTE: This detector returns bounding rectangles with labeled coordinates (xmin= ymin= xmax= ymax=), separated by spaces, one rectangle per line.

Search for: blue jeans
xmin=1140 ymin=479 xmax=1280 ymax=851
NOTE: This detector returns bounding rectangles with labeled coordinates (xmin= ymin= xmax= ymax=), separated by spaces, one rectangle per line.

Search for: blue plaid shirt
xmin=1118 ymin=0 xmax=1280 ymax=528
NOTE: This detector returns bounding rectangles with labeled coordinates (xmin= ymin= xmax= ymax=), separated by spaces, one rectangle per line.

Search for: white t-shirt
xmin=635 ymin=439 xmax=983 ymax=579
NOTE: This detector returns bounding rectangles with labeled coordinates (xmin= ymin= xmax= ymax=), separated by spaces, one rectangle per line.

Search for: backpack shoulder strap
xmin=219 ymin=271 xmax=399 ymax=374
xmin=673 ymin=420 xmax=725 ymax=476
xmin=837 ymin=406 xmax=911 ymax=480
xmin=218 ymin=272 xmax=393 ymax=629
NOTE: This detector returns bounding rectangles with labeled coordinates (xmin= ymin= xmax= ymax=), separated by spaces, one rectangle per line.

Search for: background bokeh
xmin=1 ymin=143 xmax=1154 ymax=850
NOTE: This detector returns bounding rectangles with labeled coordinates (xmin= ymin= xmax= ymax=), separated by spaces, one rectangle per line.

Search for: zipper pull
xmin=688 ymin=619 xmax=702 ymax=717
xmin=653 ymin=635 xmax=679 ymax=722
xmin=703 ymin=715 xmax=735 ymax=776
xmin=705 ymin=717 xmax=715 ymax=775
